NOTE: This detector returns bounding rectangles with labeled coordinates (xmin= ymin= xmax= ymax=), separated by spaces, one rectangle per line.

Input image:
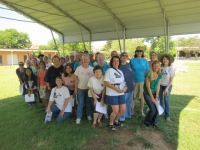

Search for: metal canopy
xmin=1 ymin=0 xmax=200 ymax=43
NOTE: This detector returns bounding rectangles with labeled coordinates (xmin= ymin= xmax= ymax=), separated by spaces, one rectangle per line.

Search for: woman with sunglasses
xmin=16 ymin=62 xmax=26 ymax=96
xmin=46 ymin=77 xmax=72 ymax=123
xmin=119 ymin=52 xmax=134 ymax=122
xmin=130 ymin=46 xmax=150 ymax=117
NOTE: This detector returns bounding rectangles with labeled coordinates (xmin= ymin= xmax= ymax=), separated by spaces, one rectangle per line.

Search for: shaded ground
xmin=81 ymin=124 xmax=173 ymax=150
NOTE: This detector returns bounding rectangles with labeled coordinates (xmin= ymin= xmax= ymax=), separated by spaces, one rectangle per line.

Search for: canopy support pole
xmin=166 ymin=21 xmax=169 ymax=53
xmin=79 ymin=25 xmax=86 ymax=51
xmin=50 ymin=30 xmax=59 ymax=55
xmin=116 ymin=22 xmax=122 ymax=53
xmin=123 ymin=28 xmax=126 ymax=52
xmin=89 ymin=33 xmax=92 ymax=51
xmin=62 ymin=35 xmax=65 ymax=56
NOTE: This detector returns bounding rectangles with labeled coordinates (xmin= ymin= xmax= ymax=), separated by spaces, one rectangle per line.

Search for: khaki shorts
xmin=134 ymin=82 xmax=144 ymax=99
xmin=39 ymin=86 xmax=49 ymax=99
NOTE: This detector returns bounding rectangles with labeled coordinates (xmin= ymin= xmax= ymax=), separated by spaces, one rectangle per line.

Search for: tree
xmin=145 ymin=36 xmax=176 ymax=56
xmin=0 ymin=28 xmax=31 ymax=48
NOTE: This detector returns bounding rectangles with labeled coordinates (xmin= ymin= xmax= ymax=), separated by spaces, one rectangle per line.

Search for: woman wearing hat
xmin=130 ymin=46 xmax=150 ymax=117
xmin=158 ymin=54 xmax=175 ymax=121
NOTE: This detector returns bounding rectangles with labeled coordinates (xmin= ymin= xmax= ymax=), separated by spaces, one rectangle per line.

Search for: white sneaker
xmin=141 ymin=112 xmax=146 ymax=117
xmin=87 ymin=116 xmax=92 ymax=121
xmin=104 ymin=113 xmax=109 ymax=119
xmin=76 ymin=118 xmax=81 ymax=124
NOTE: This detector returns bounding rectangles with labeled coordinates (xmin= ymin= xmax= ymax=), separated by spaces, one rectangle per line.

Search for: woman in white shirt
xmin=104 ymin=56 xmax=127 ymax=131
xmin=46 ymin=77 xmax=72 ymax=123
xmin=88 ymin=65 xmax=105 ymax=128
xmin=158 ymin=54 xmax=175 ymax=121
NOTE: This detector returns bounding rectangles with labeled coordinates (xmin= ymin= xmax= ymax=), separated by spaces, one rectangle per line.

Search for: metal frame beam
xmin=0 ymin=0 xmax=63 ymax=36
xmin=97 ymin=0 xmax=126 ymax=30
xmin=45 ymin=0 xmax=91 ymax=33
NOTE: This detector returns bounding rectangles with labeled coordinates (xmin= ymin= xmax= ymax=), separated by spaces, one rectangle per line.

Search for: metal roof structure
xmin=1 ymin=0 xmax=200 ymax=44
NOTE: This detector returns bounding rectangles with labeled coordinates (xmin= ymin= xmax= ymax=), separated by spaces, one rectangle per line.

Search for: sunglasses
xmin=121 ymin=54 xmax=128 ymax=57
xmin=136 ymin=50 xmax=143 ymax=52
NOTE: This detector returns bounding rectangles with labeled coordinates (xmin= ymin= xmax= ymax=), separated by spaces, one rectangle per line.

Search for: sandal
xmin=108 ymin=125 xmax=116 ymax=131
xmin=114 ymin=121 xmax=124 ymax=127
xmin=98 ymin=122 xmax=102 ymax=127
xmin=91 ymin=123 xmax=96 ymax=128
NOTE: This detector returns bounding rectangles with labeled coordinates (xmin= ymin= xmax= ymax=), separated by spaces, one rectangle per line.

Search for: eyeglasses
xmin=136 ymin=50 xmax=143 ymax=52
xmin=121 ymin=54 xmax=128 ymax=57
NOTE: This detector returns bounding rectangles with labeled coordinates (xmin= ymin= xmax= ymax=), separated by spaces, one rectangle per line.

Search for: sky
xmin=0 ymin=4 xmax=200 ymax=49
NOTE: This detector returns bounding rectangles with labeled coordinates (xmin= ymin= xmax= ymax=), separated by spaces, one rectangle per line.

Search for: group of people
xmin=16 ymin=47 xmax=175 ymax=130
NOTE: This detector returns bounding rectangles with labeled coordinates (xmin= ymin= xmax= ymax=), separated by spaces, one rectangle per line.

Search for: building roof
xmin=0 ymin=48 xmax=58 ymax=52
xmin=1 ymin=0 xmax=200 ymax=43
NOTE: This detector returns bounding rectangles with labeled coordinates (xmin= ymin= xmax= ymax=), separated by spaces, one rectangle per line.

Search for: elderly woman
xmin=119 ymin=52 xmax=134 ymax=122
xmin=148 ymin=51 xmax=157 ymax=68
xmin=158 ymin=54 xmax=175 ymax=121
xmin=16 ymin=62 xmax=26 ymax=96
xmin=24 ymin=68 xmax=37 ymax=108
xmin=46 ymin=77 xmax=72 ymax=123
xmin=45 ymin=55 xmax=64 ymax=91
xmin=143 ymin=60 xmax=162 ymax=128
xmin=96 ymin=53 xmax=110 ymax=75
xmin=104 ymin=56 xmax=127 ymax=131
xmin=130 ymin=46 xmax=149 ymax=117
xmin=74 ymin=53 xmax=94 ymax=124
xmin=88 ymin=65 xmax=105 ymax=128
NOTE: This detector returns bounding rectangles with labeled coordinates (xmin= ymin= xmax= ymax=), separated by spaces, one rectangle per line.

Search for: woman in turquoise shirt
xmin=143 ymin=60 xmax=162 ymax=128
xmin=130 ymin=46 xmax=149 ymax=117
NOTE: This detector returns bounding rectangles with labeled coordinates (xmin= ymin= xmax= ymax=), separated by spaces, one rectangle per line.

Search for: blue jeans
xmin=159 ymin=85 xmax=172 ymax=118
xmin=77 ymin=88 xmax=92 ymax=119
xmin=120 ymin=91 xmax=133 ymax=121
xmin=51 ymin=105 xmax=72 ymax=123
xmin=143 ymin=92 xmax=158 ymax=126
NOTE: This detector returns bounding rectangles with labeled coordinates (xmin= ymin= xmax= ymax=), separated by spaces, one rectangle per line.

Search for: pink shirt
xmin=62 ymin=74 xmax=75 ymax=90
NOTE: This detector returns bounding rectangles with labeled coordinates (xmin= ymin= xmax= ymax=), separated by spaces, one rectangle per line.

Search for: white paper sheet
xmin=155 ymin=101 xmax=164 ymax=115
xmin=19 ymin=85 xmax=23 ymax=94
xmin=119 ymin=82 xmax=126 ymax=90
xmin=44 ymin=112 xmax=52 ymax=123
xmin=25 ymin=94 xmax=35 ymax=102
xmin=70 ymin=96 xmax=74 ymax=107
xmin=95 ymin=102 xmax=107 ymax=114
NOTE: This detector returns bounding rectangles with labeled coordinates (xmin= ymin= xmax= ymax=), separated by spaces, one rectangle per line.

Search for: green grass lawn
xmin=0 ymin=62 xmax=200 ymax=150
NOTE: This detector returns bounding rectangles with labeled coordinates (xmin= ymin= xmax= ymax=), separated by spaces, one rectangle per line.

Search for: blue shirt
xmin=119 ymin=63 xmax=134 ymax=93
xmin=130 ymin=58 xmax=149 ymax=82
xmin=102 ymin=62 xmax=110 ymax=75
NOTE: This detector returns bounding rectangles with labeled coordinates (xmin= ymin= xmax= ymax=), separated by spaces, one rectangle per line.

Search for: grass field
xmin=0 ymin=61 xmax=200 ymax=150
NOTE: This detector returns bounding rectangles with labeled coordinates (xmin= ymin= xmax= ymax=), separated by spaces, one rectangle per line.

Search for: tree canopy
xmin=0 ymin=28 xmax=31 ymax=48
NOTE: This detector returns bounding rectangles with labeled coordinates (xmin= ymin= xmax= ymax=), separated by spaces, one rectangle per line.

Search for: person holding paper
xmin=24 ymin=68 xmax=37 ymax=108
xmin=46 ymin=77 xmax=72 ymax=123
xmin=119 ymin=52 xmax=134 ymax=122
xmin=37 ymin=61 xmax=48 ymax=108
xmin=143 ymin=60 xmax=162 ymax=128
xmin=88 ymin=65 xmax=105 ymax=128
xmin=104 ymin=56 xmax=128 ymax=131
xmin=62 ymin=64 xmax=76 ymax=113
xmin=158 ymin=54 xmax=175 ymax=121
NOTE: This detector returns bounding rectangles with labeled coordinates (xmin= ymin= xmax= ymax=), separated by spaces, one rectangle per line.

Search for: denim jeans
xmin=143 ymin=92 xmax=158 ymax=126
xmin=76 ymin=88 xmax=93 ymax=119
xmin=159 ymin=85 xmax=172 ymax=118
xmin=120 ymin=91 xmax=133 ymax=121
xmin=51 ymin=105 xmax=72 ymax=123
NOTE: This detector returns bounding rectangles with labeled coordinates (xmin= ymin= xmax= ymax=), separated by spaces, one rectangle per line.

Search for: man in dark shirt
xmin=45 ymin=55 xmax=64 ymax=90
xmin=16 ymin=62 xmax=26 ymax=96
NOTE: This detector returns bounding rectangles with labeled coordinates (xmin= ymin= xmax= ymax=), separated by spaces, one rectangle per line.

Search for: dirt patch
xmin=81 ymin=126 xmax=173 ymax=150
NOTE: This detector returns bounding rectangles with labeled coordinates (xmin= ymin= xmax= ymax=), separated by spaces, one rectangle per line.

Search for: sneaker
xmin=87 ymin=116 xmax=92 ymax=121
xmin=76 ymin=118 xmax=81 ymax=124
xmin=166 ymin=117 xmax=170 ymax=121
xmin=104 ymin=113 xmax=109 ymax=119
xmin=141 ymin=112 xmax=146 ymax=117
